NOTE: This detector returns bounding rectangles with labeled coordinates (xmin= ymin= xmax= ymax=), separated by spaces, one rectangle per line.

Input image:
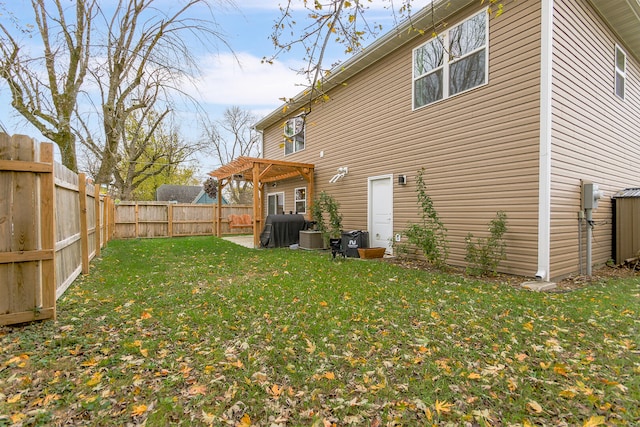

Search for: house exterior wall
xmin=550 ymin=0 xmax=640 ymax=278
xmin=262 ymin=0 xmax=543 ymax=276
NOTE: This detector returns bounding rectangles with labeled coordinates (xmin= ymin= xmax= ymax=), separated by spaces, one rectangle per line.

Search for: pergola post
xmin=216 ymin=179 xmax=222 ymax=236
xmin=307 ymin=168 xmax=314 ymax=218
xmin=252 ymin=162 xmax=261 ymax=248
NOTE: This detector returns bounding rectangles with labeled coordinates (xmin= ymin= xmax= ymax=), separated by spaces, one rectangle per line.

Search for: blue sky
xmin=180 ymin=0 xmax=429 ymax=123
xmin=0 ymin=0 xmax=430 ymax=174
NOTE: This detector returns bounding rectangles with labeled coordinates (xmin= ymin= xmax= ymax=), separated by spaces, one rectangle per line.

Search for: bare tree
xmin=201 ymin=106 xmax=260 ymax=204
xmin=1 ymin=0 xmax=232 ymax=181
xmin=115 ymin=109 xmax=203 ymax=200
xmin=82 ymin=107 xmax=204 ymax=200
xmin=86 ymin=0 xmax=230 ymax=186
xmin=0 ymin=0 xmax=95 ymax=171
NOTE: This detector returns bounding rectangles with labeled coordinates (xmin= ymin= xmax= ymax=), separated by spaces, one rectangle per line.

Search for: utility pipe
xmin=585 ymin=208 xmax=593 ymax=276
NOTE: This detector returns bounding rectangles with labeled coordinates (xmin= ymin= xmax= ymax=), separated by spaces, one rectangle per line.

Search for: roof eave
xmin=254 ymin=0 xmax=475 ymax=131
xmin=589 ymin=0 xmax=640 ymax=61
xmin=255 ymin=0 xmax=640 ymax=133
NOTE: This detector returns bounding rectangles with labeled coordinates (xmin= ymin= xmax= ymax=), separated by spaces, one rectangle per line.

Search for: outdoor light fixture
xmin=329 ymin=166 xmax=349 ymax=183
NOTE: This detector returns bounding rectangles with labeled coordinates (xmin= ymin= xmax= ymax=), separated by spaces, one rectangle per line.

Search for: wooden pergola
xmin=209 ymin=157 xmax=315 ymax=247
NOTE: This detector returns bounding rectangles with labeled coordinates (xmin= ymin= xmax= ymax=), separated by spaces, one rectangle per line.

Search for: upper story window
xmin=284 ymin=116 xmax=305 ymax=155
xmin=413 ymin=10 xmax=488 ymax=109
xmin=615 ymin=45 xmax=626 ymax=100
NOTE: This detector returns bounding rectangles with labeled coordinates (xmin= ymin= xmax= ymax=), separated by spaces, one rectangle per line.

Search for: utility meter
xmin=582 ymin=182 xmax=603 ymax=210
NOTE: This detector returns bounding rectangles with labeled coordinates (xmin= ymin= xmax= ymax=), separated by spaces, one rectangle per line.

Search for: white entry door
xmin=368 ymin=175 xmax=393 ymax=252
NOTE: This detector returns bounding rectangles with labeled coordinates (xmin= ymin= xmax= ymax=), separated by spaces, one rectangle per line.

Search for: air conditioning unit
xmin=284 ymin=116 xmax=304 ymax=138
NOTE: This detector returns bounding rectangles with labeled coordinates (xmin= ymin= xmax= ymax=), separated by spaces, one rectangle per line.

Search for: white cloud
xmin=187 ymin=52 xmax=308 ymax=108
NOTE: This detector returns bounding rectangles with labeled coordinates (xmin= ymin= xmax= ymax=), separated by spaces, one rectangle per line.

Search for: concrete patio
xmin=222 ymin=235 xmax=255 ymax=249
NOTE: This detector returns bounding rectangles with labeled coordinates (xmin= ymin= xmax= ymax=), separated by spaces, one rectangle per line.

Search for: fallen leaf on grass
xmin=10 ymin=413 xmax=26 ymax=423
xmin=188 ymin=384 xmax=207 ymax=396
xmin=515 ymin=353 xmax=528 ymax=361
xmin=559 ymin=388 xmax=577 ymax=398
xmin=238 ymin=413 xmax=251 ymax=427
xmin=583 ymin=415 xmax=605 ymax=427
xmin=269 ymin=384 xmax=283 ymax=397
xmin=553 ymin=364 xmax=568 ymax=376
xmin=526 ymin=400 xmax=543 ymax=414
xmin=435 ymin=399 xmax=453 ymax=415
xmin=5 ymin=354 xmax=29 ymax=367
xmin=86 ymin=372 xmax=103 ymax=387
xmin=225 ymin=359 xmax=243 ymax=369
xmin=305 ymin=339 xmax=316 ymax=354
xmin=7 ymin=394 xmax=21 ymax=403
xmin=81 ymin=358 xmax=99 ymax=367
xmin=202 ymin=410 xmax=216 ymax=424
xmin=131 ymin=404 xmax=147 ymax=416
xmin=311 ymin=371 xmax=336 ymax=381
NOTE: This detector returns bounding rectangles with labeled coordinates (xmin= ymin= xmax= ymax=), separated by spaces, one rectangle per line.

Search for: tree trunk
xmin=51 ymin=129 xmax=78 ymax=172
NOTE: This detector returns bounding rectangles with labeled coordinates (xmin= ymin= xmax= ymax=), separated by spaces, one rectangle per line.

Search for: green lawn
xmin=1 ymin=236 xmax=638 ymax=426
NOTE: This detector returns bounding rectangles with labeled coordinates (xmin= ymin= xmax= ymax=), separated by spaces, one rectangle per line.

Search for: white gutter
xmin=536 ymin=0 xmax=553 ymax=281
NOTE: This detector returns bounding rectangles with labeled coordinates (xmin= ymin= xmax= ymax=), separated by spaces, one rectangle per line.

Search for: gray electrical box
xmin=582 ymin=182 xmax=602 ymax=210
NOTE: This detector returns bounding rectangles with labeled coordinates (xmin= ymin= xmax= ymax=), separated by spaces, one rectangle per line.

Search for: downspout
xmin=536 ymin=0 xmax=554 ymax=281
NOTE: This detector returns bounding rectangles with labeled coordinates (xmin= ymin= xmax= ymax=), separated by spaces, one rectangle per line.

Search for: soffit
xmin=589 ymin=0 xmax=640 ymax=60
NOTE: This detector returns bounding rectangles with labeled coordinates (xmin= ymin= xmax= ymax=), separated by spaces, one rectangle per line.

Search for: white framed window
xmin=284 ymin=116 xmax=305 ymax=155
xmin=615 ymin=45 xmax=626 ymax=100
xmin=413 ymin=9 xmax=488 ymax=109
xmin=294 ymin=187 xmax=307 ymax=214
xmin=267 ymin=192 xmax=284 ymax=215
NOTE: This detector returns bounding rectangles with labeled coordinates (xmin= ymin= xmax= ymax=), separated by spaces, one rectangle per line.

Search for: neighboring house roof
xmin=254 ymin=0 xmax=640 ymax=132
xmin=193 ymin=189 xmax=227 ymax=204
xmin=156 ymin=185 xmax=203 ymax=203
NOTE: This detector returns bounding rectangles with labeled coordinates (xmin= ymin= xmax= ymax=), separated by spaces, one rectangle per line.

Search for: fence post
xmin=211 ymin=203 xmax=218 ymax=236
xmin=95 ymin=190 xmax=101 ymax=257
xmin=168 ymin=203 xmax=173 ymax=237
xmin=39 ymin=142 xmax=56 ymax=320
xmin=78 ymin=173 xmax=89 ymax=274
xmin=109 ymin=198 xmax=115 ymax=241
xmin=102 ymin=196 xmax=108 ymax=244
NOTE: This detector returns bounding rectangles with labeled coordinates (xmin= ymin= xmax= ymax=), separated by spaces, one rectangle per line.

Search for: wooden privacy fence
xmin=1 ymin=134 xmax=253 ymax=325
xmin=114 ymin=202 xmax=253 ymax=239
xmin=0 ymin=134 xmax=112 ymax=326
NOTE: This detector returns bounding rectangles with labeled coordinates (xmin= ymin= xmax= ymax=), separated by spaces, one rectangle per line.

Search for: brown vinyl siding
xmin=550 ymin=0 xmax=640 ymax=278
xmin=262 ymin=0 xmax=543 ymax=276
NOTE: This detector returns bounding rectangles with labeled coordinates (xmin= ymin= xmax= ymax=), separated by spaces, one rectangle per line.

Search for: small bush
xmin=311 ymin=191 xmax=342 ymax=245
xmin=465 ymin=211 xmax=508 ymax=276
xmin=402 ymin=168 xmax=449 ymax=268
